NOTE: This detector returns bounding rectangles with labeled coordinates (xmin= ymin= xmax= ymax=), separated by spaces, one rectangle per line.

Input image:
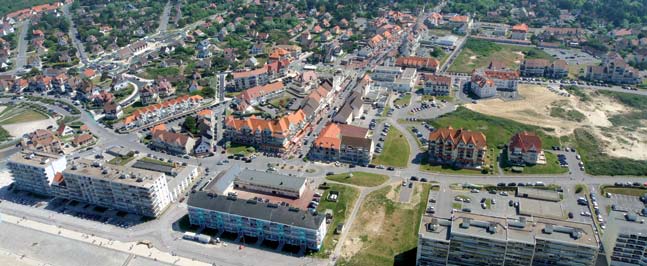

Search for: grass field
xmin=338 ymin=183 xmax=430 ymax=266
xmin=448 ymin=38 xmax=554 ymax=73
xmin=393 ymin=94 xmax=412 ymax=106
xmin=371 ymin=127 xmax=410 ymax=168
xmin=501 ymin=150 xmax=568 ymax=175
xmin=600 ymin=186 xmax=647 ymax=197
xmin=108 ymin=155 xmax=136 ymax=166
xmin=0 ymin=126 xmax=10 ymax=142
xmin=139 ymin=157 xmax=174 ymax=167
xmin=0 ymin=109 xmax=49 ymax=125
xmin=326 ymin=172 xmax=389 ymax=187
xmin=312 ymin=184 xmax=360 ymax=258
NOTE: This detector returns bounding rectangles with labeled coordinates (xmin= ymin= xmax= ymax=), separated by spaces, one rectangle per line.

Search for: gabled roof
xmin=428 ymin=126 xmax=487 ymax=149
xmin=511 ymin=23 xmax=529 ymax=33
xmin=237 ymin=81 xmax=284 ymax=104
xmin=509 ymin=131 xmax=542 ymax=152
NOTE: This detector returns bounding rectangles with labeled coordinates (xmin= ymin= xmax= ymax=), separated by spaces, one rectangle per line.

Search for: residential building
xmin=427 ymin=126 xmax=487 ymax=168
xmin=520 ymin=59 xmax=569 ymax=78
xmin=123 ymin=95 xmax=204 ymax=129
xmin=420 ymin=73 xmax=452 ymax=95
xmin=188 ymin=192 xmax=326 ymax=250
xmin=395 ymin=56 xmax=440 ymax=72
xmin=418 ymin=212 xmax=599 ymax=266
xmin=470 ymin=61 xmax=520 ymax=98
xmin=234 ymin=81 xmax=285 ymax=112
xmin=103 ymin=101 xmax=123 ymax=120
xmin=150 ymin=124 xmax=196 ymax=155
xmin=234 ymin=169 xmax=307 ymax=199
xmin=511 ymin=23 xmax=529 ymax=40
xmin=52 ymin=159 xmax=172 ymax=217
xmin=371 ymin=66 xmax=402 ymax=83
xmin=309 ymin=123 xmax=374 ymax=166
xmin=392 ymin=67 xmax=418 ymax=92
xmin=224 ymin=110 xmax=307 ymax=154
xmin=231 ymin=67 xmax=269 ymax=91
xmin=332 ymin=91 xmax=363 ymax=124
xmin=193 ymin=136 xmax=214 ymax=156
xmin=140 ymin=85 xmax=160 ymax=106
xmin=72 ymin=133 xmax=94 ymax=147
xmin=603 ymin=211 xmax=647 ymax=266
xmin=7 ymin=151 xmax=67 ymax=196
xmin=508 ymin=131 xmax=544 ymax=165
xmin=585 ymin=52 xmax=642 ymax=84
xmin=21 ymin=129 xmax=63 ymax=154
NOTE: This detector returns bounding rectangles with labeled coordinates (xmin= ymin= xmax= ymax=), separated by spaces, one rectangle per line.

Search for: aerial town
xmin=0 ymin=0 xmax=646 ymax=266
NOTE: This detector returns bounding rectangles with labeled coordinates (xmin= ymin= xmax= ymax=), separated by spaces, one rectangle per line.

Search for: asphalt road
xmin=11 ymin=20 xmax=30 ymax=73
xmin=157 ymin=1 xmax=172 ymax=33
xmin=62 ymin=4 xmax=89 ymax=65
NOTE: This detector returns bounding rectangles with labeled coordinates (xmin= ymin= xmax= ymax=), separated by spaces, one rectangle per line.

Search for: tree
xmin=183 ymin=116 xmax=198 ymax=134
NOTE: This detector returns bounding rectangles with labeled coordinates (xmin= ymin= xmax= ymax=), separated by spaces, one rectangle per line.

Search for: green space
xmin=108 ymin=155 xmax=136 ymax=166
xmin=381 ymin=104 xmax=391 ymax=117
xmin=600 ymin=186 xmax=647 ymax=197
xmin=451 ymin=202 xmax=462 ymax=209
xmin=599 ymin=90 xmax=647 ymax=130
xmin=0 ymin=126 xmax=10 ymax=142
xmin=338 ymin=184 xmax=430 ymax=266
xmin=0 ymin=109 xmax=48 ymax=125
xmin=142 ymin=67 xmax=180 ymax=79
xmin=447 ymin=38 xmax=553 ymax=73
xmin=226 ymin=143 xmax=255 ymax=156
xmin=549 ymin=105 xmax=586 ymax=122
xmin=393 ymin=93 xmax=412 ymax=106
xmin=326 ymin=172 xmax=389 ymax=187
xmin=267 ymin=94 xmax=292 ymax=111
xmin=500 ymin=150 xmax=568 ymax=175
xmin=113 ymin=85 xmax=135 ymax=103
xmin=371 ymin=127 xmax=410 ymax=168
xmin=575 ymin=184 xmax=587 ymax=194
xmin=312 ymin=184 xmax=360 ymax=258
xmin=139 ymin=157 xmax=175 ymax=167
xmin=420 ymin=153 xmax=489 ymax=175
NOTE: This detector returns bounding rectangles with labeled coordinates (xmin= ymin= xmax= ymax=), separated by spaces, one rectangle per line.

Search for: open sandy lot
xmin=3 ymin=118 xmax=58 ymax=139
xmin=465 ymin=85 xmax=647 ymax=159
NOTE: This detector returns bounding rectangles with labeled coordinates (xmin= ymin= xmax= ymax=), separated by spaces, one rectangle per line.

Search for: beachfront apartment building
xmin=507 ymin=131 xmax=544 ymax=165
xmin=470 ymin=61 xmax=520 ymax=99
xmin=52 ymin=159 xmax=172 ymax=218
xmin=188 ymin=192 xmax=327 ymax=251
xmin=224 ymin=110 xmax=307 ymax=154
xmin=427 ymin=126 xmax=487 ymax=168
xmin=420 ymin=73 xmax=452 ymax=96
xmin=417 ymin=212 xmax=599 ymax=266
xmin=585 ymin=52 xmax=642 ymax=84
xmin=7 ymin=151 xmax=67 ymax=196
xmin=603 ymin=211 xmax=647 ymax=266
xmin=309 ymin=123 xmax=374 ymax=166
xmin=520 ymin=59 xmax=569 ymax=78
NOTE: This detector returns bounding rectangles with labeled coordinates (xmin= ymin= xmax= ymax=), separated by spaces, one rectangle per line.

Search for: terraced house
xmin=122 ymin=95 xmax=204 ymax=129
xmin=224 ymin=110 xmax=307 ymax=154
xmin=427 ymin=126 xmax=487 ymax=168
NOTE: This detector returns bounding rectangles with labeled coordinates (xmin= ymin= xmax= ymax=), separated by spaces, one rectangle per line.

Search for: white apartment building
xmin=8 ymin=151 xmax=67 ymax=196
xmin=603 ymin=211 xmax=647 ymax=266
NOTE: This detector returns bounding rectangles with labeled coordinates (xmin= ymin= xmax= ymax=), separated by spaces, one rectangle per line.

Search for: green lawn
xmin=312 ymin=184 xmax=360 ymax=258
xmin=141 ymin=67 xmax=180 ymax=79
xmin=226 ymin=144 xmax=254 ymax=156
xmin=394 ymin=94 xmax=412 ymax=106
xmin=0 ymin=109 xmax=49 ymax=125
xmin=448 ymin=38 xmax=554 ymax=73
xmin=326 ymin=172 xmax=389 ymax=187
xmin=0 ymin=126 xmax=10 ymax=142
xmin=139 ymin=157 xmax=175 ymax=167
xmin=338 ymin=184 xmax=430 ymax=266
xmin=501 ymin=150 xmax=568 ymax=175
xmin=108 ymin=155 xmax=136 ymax=166
xmin=371 ymin=127 xmax=410 ymax=168
xmin=600 ymin=186 xmax=647 ymax=197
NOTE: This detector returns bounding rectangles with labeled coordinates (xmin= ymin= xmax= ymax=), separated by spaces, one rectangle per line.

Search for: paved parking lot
xmin=543 ymin=48 xmax=600 ymax=66
xmin=597 ymin=193 xmax=645 ymax=217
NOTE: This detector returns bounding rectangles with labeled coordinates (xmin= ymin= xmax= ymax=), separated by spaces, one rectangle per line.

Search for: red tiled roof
xmin=511 ymin=23 xmax=529 ymax=33
xmin=509 ymin=131 xmax=542 ymax=152
xmin=395 ymin=56 xmax=439 ymax=70
xmin=428 ymin=126 xmax=486 ymax=149
xmin=231 ymin=67 xmax=267 ymax=79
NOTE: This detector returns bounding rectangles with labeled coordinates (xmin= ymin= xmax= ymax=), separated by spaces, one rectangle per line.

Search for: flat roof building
xmin=517 ymin=187 xmax=561 ymax=202
xmin=234 ymin=169 xmax=307 ymax=199
xmin=7 ymin=151 xmax=67 ymax=196
xmin=187 ymin=192 xmax=326 ymax=251
xmin=53 ymin=159 xmax=172 ymax=217
xmin=417 ymin=211 xmax=599 ymax=266
xmin=603 ymin=211 xmax=647 ymax=266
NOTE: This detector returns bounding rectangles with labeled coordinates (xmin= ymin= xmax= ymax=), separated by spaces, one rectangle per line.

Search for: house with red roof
xmin=123 ymin=95 xmax=204 ymax=129
xmin=234 ymin=81 xmax=285 ymax=112
xmin=428 ymin=126 xmax=487 ymax=167
xmin=224 ymin=110 xmax=307 ymax=154
xmin=469 ymin=61 xmax=520 ymax=98
xmin=151 ymin=124 xmax=196 ymax=155
xmin=507 ymin=131 xmax=544 ymax=165
xmin=511 ymin=23 xmax=529 ymax=40
xmin=309 ymin=123 xmax=373 ymax=165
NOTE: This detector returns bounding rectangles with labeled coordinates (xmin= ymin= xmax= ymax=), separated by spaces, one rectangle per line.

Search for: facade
xmin=602 ymin=211 xmax=647 ymax=266
xmin=123 ymin=95 xmax=204 ymax=129
xmin=234 ymin=169 xmax=306 ymax=199
xmin=150 ymin=124 xmax=196 ymax=155
xmin=53 ymin=159 xmax=172 ymax=217
xmin=332 ymin=91 xmax=363 ymax=124
xmin=520 ymin=59 xmax=569 ymax=78
xmin=585 ymin=52 xmax=642 ymax=84
xmin=418 ymin=212 xmax=600 ymax=266
xmin=470 ymin=62 xmax=520 ymax=98
xmin=420 ymin=73 xmax=452 ymax=95
xmin=231 ymin=67 xmax=269 ymax=91
xmin=188 ymin=192 xmax=327 ymax=250
xmin=427 ymin=126 xmax=487 ymax=167
xmin=309 ymin=123 xmax=374 ymax=166
xmin=224 ymin=110 xmax=307 ymax=154
xmin=508 ymin=131 xmax=544 ymax=165
xmin=235 ymin=81 xmax=285 ymax=112
xmin=7 ymin=151 xmax=67 ymax=196
xmin=511 ymin=23 xmax=529 ymax=40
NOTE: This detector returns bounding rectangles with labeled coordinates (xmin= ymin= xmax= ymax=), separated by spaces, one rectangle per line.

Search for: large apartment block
xmin=309 ymin=123 xmax=374 ymax=166
xmin=585 ymin=52 xmax=642 ymax=84
xmin=7 ymin=151 xmax=67 ymax=196
xmin=224 ymin=110 xmax=307 ymax=154
xmin=231 ymin=67 xmax=269 ymax=91
xmin=52 ymin=159 xmax=172 ymax=217
xmin=520 ymin=59 xmax=568 ymax=78
xmin=418 ymin=212 xmax=599 ymax=266
xmin=603 ymin=211 xmax=647 ymax=266
xmin=427 ymin=126 xmax=487 ymax=168
xmin=470 ymin=61 xmax=520 ymax=99
xmin=187 ymin=192 xmax=327 ymax=251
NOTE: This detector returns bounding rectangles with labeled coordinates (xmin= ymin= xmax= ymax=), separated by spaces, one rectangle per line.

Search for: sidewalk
xmin=0 ymin=213 xmax=211 ymax=266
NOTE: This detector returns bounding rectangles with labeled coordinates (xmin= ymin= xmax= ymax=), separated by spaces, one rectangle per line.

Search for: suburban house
xmin=470 ymin=61 xmax=519 ymax=98
xmin=309 ymin=123 xmax=374 ymax=166
xmin=193 ymin=136 xmax=214 ymax=156
xmin=21 ymin=129 xmax=63 ymax=154
xmin=55 ymin=123 xmax=75 ymax=137
xmin=72 ymin=134 xmax=94 ymax=147
xmin=520 ymin=59 xmax=568 ymax=78
xmin=140 ymin=85 xmax=160 ymax=106
xmin=150 ymin=124 xmax=196 ymax=155
xmin=427 ymin=126 xmax=487 ymax=168
xmin=510 ymin=23 xmax=529 ymax=40
xmin=507 ymin=131 xmax=545 ymax=165
xmin=419 ymin=73 xmax=452 ymax=95
xmin=224 ymin=110 xmax=307 ymax=154
xmin=103 ymin=102 xmax=123 ymax=120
